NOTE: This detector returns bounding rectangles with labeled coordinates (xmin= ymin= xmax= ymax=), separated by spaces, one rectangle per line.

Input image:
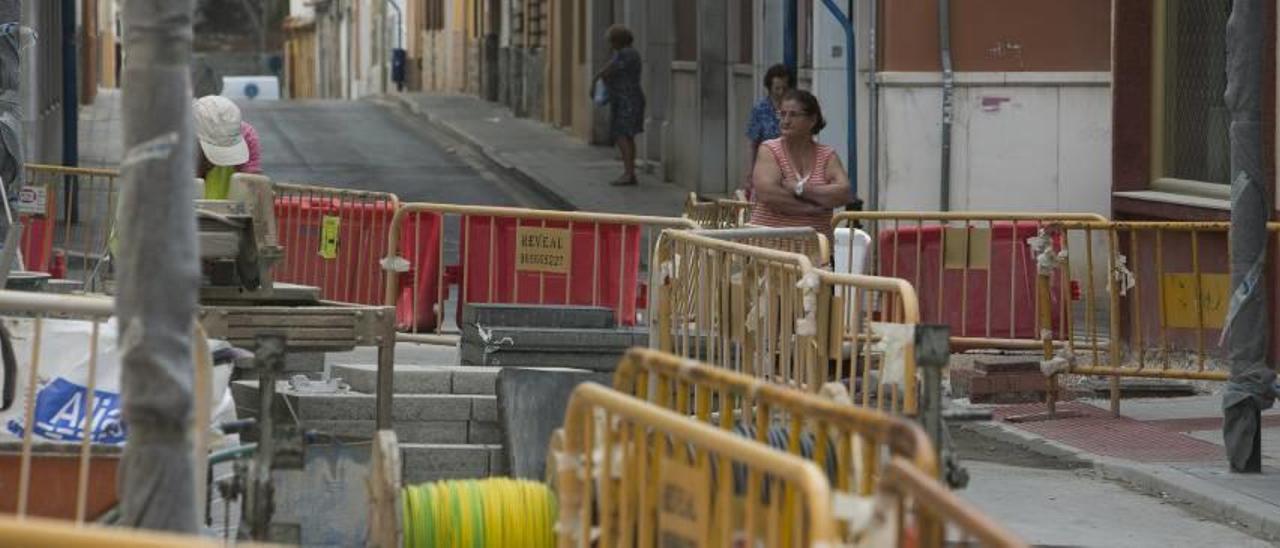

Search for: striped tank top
xmin=749 ymin=138 xmax=836 ymax=241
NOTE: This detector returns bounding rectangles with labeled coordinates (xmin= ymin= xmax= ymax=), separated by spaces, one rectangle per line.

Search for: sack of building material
xmin=0 ymin=317 xmax=234 ymax=446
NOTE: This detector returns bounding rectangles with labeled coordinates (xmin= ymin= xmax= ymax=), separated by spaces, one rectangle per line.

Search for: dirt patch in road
xmin=949 ymin=423 xmax=1088 ymax=471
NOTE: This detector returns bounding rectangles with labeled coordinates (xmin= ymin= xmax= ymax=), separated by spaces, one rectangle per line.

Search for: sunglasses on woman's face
xmin=779 ymin=110 xmax=811 ymax=121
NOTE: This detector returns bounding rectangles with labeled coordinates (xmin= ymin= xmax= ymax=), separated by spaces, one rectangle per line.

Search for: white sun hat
xmin=193 ymin=95 xmax=249 ymax=167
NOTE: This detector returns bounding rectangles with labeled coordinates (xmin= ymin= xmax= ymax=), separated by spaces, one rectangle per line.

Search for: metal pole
xmin=867 ymin=0 xmax=880 ymax=211
xmin=783 ymin=0 xmax=797 ymax=72
xmin=915 ymin=324 xmax=949 ymax=460
xmin=937 ymin=0 xmax=954 ymax=211
xmin=62 ymin=0 xmax=77 ymax=168
xmin=819 ymin=0 xmax=857 ymax=201
xmin=249 ymin=334 xmax=285 ymax=540
xmin=1222 ymin=0 xmax=1276 ymax=474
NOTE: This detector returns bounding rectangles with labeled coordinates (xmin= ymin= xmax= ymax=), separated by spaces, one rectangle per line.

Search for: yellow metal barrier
xmin=653 ymin=229 xmax=921 ymax=414
xmin=0 ymin=514 xmax=230 ymax=547
xmin=1030 ymin=221 xmax=1280 ymax=415
xmin=555 ymin=382 xmax=837 ymax=548
xmin=879 ymin=457 xmax=1027 ymax=548
xmin=832 ymin=211 xmax=1108 ymax=352
xmin=612 ymin=348 xmax=938 ymax=543
xmin=690 ymin=226 xmax=830 ymax=267
xmin=684 ymin=192 xmax=753 ymax=229
xmin=382 ymin=202 xmax=697 ymax=339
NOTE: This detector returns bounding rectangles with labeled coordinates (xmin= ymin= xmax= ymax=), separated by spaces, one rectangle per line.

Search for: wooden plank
xmin=224 ymin=315 xmax=356 ymax=328
xmin=225 ymin=327 xmax=357 ymax=340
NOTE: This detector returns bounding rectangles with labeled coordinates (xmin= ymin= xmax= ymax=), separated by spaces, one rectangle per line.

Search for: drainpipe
xmin=937 ymin=0 xmax=954 ymax=211
xmin=62 ymin=0 xmax=78 ymax=168
xmin=867 ymin=0 xmax=880 ymax=210
xmin=819 ymin=0 xmax=857 ymax=201
xmin=783 ymin=0 xmax=797 ymax=71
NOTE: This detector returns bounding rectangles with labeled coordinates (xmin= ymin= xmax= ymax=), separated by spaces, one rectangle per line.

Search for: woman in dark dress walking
xmin=592 ymin=24 xmax=646 ymax=186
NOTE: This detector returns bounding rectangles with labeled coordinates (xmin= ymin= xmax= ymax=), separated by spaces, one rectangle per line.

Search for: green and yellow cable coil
xmin=402 ymin=478 xmax=557 ymax=548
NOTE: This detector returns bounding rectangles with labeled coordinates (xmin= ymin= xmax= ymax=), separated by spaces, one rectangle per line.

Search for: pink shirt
xmin=238 ymin=121 xmax=262 ymax=174
xmin=749 ymin=138 xmax=837 ymax=241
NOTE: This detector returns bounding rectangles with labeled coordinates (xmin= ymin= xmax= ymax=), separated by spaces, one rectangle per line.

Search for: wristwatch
xmin=794 ymin=179 xmax=807 ymax=197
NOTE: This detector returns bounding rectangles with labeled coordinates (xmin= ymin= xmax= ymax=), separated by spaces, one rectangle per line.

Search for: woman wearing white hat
xmin=193 ymin=95 xmax=261 ymax=199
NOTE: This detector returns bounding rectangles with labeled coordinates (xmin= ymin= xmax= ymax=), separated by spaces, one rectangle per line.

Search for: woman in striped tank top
xmin=748 ymin=89 xmax=851 ymax=243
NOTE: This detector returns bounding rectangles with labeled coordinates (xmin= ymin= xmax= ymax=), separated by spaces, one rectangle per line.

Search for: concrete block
xmin=497 ymin=368 xmax=614 ymax=480
xmin=974 ymin=359 xmax=1041 ymax=375
xmin=471 ymin=396 xmax=498 ymax=421
xmin=331 ymin=364 xmax=452 ymax=395
xmin=401 ymin=444 xmax=497 ymax=484
xmin=454 ymin=368 xmax=500 ymax=395
xmin=950 ymin=369 xmax=1046 ymax=404
xmin=461 ymin=343 xmax=625 ymax=371
xmin=468 ymin=421 xmax=503 ymax=444
xmin=461 ymin=303 xmax=616 ymax=330
xmin=461 ymin=326 xmax=647 ymax=351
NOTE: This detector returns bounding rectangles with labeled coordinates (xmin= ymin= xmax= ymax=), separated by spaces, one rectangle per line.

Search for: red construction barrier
xmin=274 ymin=193 xmax=399 ymax=305
xmin=452 ymin=216 xmax=642 ymax=328
xmin=18 ymin=214 xmax=54 ymax=273
xmin=394 ymin=211 xmax=443 ymax=331
xmin=877 ymin=221 xmax=1065 ymax=339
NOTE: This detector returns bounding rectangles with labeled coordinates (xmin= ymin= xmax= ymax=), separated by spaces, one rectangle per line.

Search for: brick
xmin=468 ymin=421 xmax=503 ymax=444
xmin=472 ymin=396 xmax=498 ymax=421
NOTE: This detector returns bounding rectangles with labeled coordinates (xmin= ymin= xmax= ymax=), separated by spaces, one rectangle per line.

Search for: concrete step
xmin=232 ymin=380 xmax=494 ymax=421
xmin=460 ymin=326 xmax=648 ymax=351
xmin=330 ymin=364 xmax=499 ymax=395
xmin=401 ymin=444 xmax=507 ymax=485
xmin=461 ymin=303 xmax=616 ymax=330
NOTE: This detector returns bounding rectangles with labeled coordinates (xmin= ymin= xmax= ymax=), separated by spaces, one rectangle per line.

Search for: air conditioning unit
xmin=221 ymin=76 xmax=281 ymax=101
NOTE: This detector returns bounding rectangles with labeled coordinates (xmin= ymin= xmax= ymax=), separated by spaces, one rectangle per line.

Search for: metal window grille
xmin=1162 ymin=0 xmax=1232 ymax=184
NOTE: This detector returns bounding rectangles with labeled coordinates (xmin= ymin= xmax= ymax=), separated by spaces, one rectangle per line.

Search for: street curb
xmin=959 ymin=421 xmax=1280 ymax=542
xmin=382 ymin=94 xmax=578 ymax=211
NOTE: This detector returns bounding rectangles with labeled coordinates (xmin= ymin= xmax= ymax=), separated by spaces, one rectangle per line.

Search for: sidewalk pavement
xmin=962 ymin=394 xmax=1280 ymax=542
xmin=393 ymin=93 xmax=690 ymax=218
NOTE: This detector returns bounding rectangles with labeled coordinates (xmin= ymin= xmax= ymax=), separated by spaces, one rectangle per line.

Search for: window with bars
xmin=1154 ymin=0 xmax=1232 ymax=185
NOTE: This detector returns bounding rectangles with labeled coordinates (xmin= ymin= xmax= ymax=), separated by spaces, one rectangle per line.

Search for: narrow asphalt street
xmin=240 ymin=98 xmax=555 ymax=207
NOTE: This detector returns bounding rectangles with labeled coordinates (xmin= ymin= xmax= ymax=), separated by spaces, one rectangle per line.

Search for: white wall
xmin=875 ymin=73 xmax=1112 ymax=218
xmin=290 ymin=0 xmax=315 ymax=18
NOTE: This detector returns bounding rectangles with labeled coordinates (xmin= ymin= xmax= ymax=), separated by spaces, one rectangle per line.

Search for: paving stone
xmin=489 ymin=446 xmax=508 ymax=477
xmin=471 ymin=396 xmax=498 ymax=421
xmin=401 ymin=444 xmax=497 ymax=484
xmin=331 ymin=364 xmax=453 ymax=394
xmin=468 ymin=421 xmax=503 ymax=444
